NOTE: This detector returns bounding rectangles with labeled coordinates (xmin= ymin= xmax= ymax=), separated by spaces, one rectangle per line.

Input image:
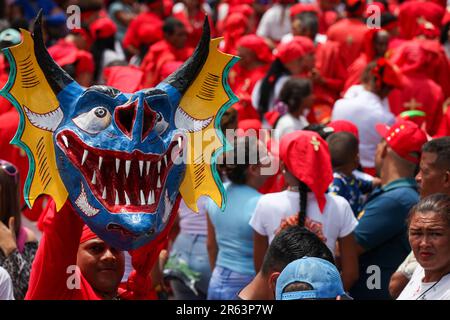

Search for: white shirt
xmin=274 ymin=113 xmax=309 ymax=141
xmin=256 ymin=4 xmax=292 ymax=42
xmin=397 ymin=265 xmax=450 ymax=300
xmin=249 ymin=191 xmax=358 ymax=254
xmin=331 ymin=85 xmax=395 ymax=168
xmin=0 ymin=267 xmax=14 ymax=300
xmin=252 ymin=75 xmax=290 ymax=117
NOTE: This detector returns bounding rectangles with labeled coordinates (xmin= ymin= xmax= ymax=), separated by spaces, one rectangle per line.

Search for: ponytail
xmin=257 ymin=58 xmax=290 ymax=117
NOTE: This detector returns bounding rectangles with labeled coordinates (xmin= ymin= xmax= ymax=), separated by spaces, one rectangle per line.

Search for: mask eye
xmin=73 ymin=107 xmax=112 ymax=134
xmin=154 ymin=112 xmax=168 ymax=135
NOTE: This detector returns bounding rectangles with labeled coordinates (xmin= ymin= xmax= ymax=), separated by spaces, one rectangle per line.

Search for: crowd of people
xmin=0 ymin=0 xmax=450 ymax=300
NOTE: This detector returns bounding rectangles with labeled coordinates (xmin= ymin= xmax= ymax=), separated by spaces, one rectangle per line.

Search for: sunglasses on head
xmin=0 ymin=160 xmax=18 ymax=177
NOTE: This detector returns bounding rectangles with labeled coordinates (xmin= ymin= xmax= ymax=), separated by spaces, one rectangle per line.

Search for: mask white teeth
xmin=139 ymin=160 xmax=144 ymax=177
xmin=102 ymin=187 xmax=107 ymax=199
xmin=163 ymin=155 xmax=167 ymax=166
xmin=140 ymin=189 xmax=146 ymax=206
xmin=81 ymin=150 xmax=88 ymax=166
xmin=115 ymin=159 xmax=120 ymax=173
xmin=125 ymin=160 xmax=131 ymax=178
xmin=157 ymin=175 xmax=161 ymax=188
xmin=124 ymin=191 xmax=130 ymax=205
xmin=178 ymin=136 xmax=182 ymax=149
xmin=147 ymin=190 xmax=155 ymax=205
xmin=115 ymin=189 xmax=119 ymax=205
xmin=157 ymin=161 xmax=161 ymax=174
xmin=98 ymin=156 xmax=103 ymax=170
xmin=91 ymin=171 xmax=96 ymax=185
xmin=146 ymin=161 xmax=151 ymax=175
xmin=62 ymin=135 xmax=69 ymax=148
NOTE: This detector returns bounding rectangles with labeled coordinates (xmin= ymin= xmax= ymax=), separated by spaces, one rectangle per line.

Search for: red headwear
xmin=375 ymin=120 xmax=428 ymax=164
xmin=222 ymin=12 xmax=249 ymax=55
xmin=90 ymin=17 xmax=117 ymax=40
xmin=236 ymin=35 xmax=273 ymax=63
xmin=292 ymin=36 xmax=315 ymax=55
xmin=327 ymin=120 xmax=360 ymax=141
xmin=280 ymin=131 xmax=333 ymax=212
xmin=290 ymin=3 xmax=319 ymax=18
xmin=372 ymin=57 xmax=404 ymax=89
xmin=398 ymin=1 xmax=445 ymax=40
xmin=80 ymin=224 xmax=98 ymax=244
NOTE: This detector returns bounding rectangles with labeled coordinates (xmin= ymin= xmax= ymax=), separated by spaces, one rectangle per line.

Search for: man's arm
xmin=337 ymin=233 xmax=359 ymax=291
xmin=206 ymin=213 xmax=218 ymax=271
xmin=25 ymin=200 xmax=84 ymax=300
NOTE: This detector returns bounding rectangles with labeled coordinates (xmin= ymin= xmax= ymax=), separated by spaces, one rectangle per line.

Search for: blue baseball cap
xmin=275 ymin=257 xmax=351 ymax=300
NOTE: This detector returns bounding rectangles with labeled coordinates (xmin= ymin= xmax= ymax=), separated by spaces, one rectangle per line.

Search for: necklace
xmin=415 ymin=272 xmax=450 ymax=300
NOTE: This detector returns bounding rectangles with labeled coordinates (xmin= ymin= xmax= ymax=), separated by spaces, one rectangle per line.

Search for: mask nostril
xmin=115 ymin=102 xmax=136 ymax=138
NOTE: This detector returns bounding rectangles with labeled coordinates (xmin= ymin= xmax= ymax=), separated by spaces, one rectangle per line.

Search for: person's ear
xmin=268 ymin=271 xmax=280 ymax=294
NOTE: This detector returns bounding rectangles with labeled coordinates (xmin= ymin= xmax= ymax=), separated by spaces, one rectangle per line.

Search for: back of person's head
xmin=327 ymin=132 xmax=359 ymax=169
xmin=0 ymin=160 xmax=21 ymax=236
xmin=278 ymin=78 xmax=312 ymax=115
xmin=304 ymin=123 xmax=335 ymax=140
xmin=162 ymin=17 xmax=185 ymax=36
xmin=261 ymin=225 xmax=334 ymax=276
xmin=345 ymin=0 xmax=366 ymax=17
xmin=223 ymin=136 xmax=267 ymax=185
xmin=296 ymin=11 xmax=319 ymax=39
xmin=422 ymin=137 xmax=450 ymax=171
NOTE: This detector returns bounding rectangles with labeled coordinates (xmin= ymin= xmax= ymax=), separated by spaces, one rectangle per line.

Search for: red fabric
xmin=26 ymin=197 xmax=181 ymax=300
xmin=103 ymin=65 xmax=144 ymax=93
xmin=375 ymin=120 xmax=428 ymax=164
xmin=140 ymin=40 xmax=193 ymax=88
xmin=236 ymin=35 xmax=273 ymax=64
xmin=26 ymin=200 xmax=102 ymax=300
xmin=79 ymin=224 xmax=98 ymax=244
xmin=48 ymin=39 xmax=94 ymax=76
xmin=318 ymin=10 xmax=339 ymax=34
xmin=388 ymin=75 xmax=444 ymax=136
xmin=275 ymin=40 xmax=306 ymax=64
xmin=90 ymin=17 xmax=117 ymax=40
xmin=265 ymin=111 xmax=282 ymax=128
xmin=372 ymin=57 xmax=404 ymax=89
xmin=362 ymin=167 xmax=376 ymax=176
xmin=122 ymin=12 xmax=163 ymax=50
xmin=229 ymin=63 xmax=269 ymax=122
xmin=315 ymin=40 xmax=347 ymax=104
xmin=221 ymin=12 xmax=249 ymax=55
xmin=292 ymin=36 xmax=315 ymax=55
xmin=343 ymin=53 xmax=369 ymax=94
xmin=237 ymin=119 xmax=262 ymax=138
xmin=172 ymin=11 xmax=215 ymax=49
xmin=398 ymin=1 xmax=445 ymax=40
xmin=290 ymin=3 xmax=319 ymax=17
xmin=435 ymin=104 xmax=450 ymax=137
xmin=388 ymin=39 xmax=450 ymax=124
xmin=279 ymin=131 xmax=333 ymax=212
xmin=327 ymin=120 xmax=360 ymax=140
xmin=326 ymin=18 xmax=369 ymax=68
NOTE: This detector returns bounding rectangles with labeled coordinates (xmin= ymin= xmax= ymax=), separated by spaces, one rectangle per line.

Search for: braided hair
xmin=297 ymin=181 xmax=310 ymax=227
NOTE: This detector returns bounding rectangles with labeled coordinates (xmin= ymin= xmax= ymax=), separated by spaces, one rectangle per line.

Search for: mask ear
xmin=158 ymin=17 xmax=239 ymax=212
xmin=0 ymin=11 xmax=81 ymax=210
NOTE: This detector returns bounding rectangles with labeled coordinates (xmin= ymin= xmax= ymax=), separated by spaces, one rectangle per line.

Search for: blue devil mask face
xmin=1 ymin=12 xmax=238 ymax=250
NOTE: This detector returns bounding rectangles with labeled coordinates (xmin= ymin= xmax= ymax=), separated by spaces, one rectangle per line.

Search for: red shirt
xmin=326 ymin=18 xmax=368 ymax=68
xmin=122 ymin=12 xmax=164 ymax=51
xmin=229 ymin=63 xmax=268 ymax=121
xmin=389 ymin=74 xmax=444 ymax=136
xmin=26 ymin=200 xmax=102 ymax=300
xmin=140 ymin=40 xmax=193 ymax=88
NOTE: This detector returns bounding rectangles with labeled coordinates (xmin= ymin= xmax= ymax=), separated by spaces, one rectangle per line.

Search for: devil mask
xmin=0 ymin=13 xmax=238 ymax=250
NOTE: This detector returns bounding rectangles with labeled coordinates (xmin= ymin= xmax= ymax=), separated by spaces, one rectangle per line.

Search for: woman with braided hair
xmin=250 ymin=130 xmax=359 ymax=290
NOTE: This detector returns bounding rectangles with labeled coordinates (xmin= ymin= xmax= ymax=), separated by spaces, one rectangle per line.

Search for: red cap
xmin=292 ymin=36 xmax=315 ymax=55
xmin=237 ymin=35 xmax=273 ymax=63
xmin=290 ymin=3 xmax=319 ymax=18
xmin=375 ymin=120 xmax=428 ymax=164
xmin=327 ymin=120 xmax=360 ymax=140
xmin=280 ymin=131 xmax=333 ymax=212
xmin=237 ymin=119 xmax=262 ymax=138
xmin=80 ymin=224 xmax=99 ymax=244
xmin=275 ymin=40 xmax=305 ymax=64
xmin=90 ymin=17 xmax=117 ymax=40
